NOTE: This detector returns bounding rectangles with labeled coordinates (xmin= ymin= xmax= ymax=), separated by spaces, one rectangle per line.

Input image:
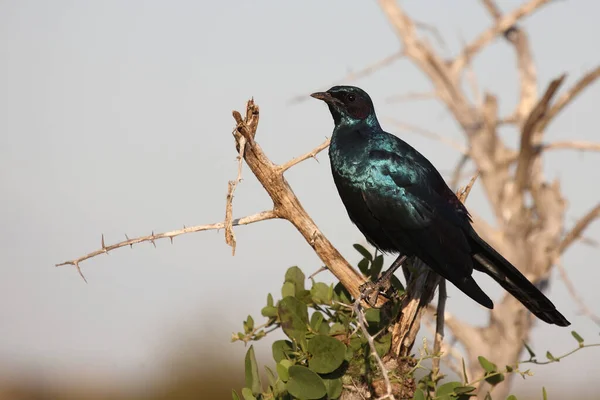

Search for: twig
xmin=541 ymin=141 xmax=600 ymax=153
xmin=452 ymin=0 xmax=552 ymax=74
xmin=558 ymin=203 xmax=600 ymax=254
xmin=278 ymin=138 xmax=330 ymax=173
xmin=431 ymin=279 xmax=447 ymax=381
xmin=55 ymin=210 xmax=279 ymax=279
xmin=556 ymin=263 xmax=600 ymax=327
xmin=514 ymin=75 xmax=566 ymax=194
xmin=538 ymin=66 xmax=600 ymax=132
xmin=385 ymin=118 xmax=467 ymax=154
xmin=225 ymin=134 xmax=247 ymax=255
xmin=288 ymin=52 xmax=405 ymax=104
xmin=450 ymin=154 xmax=470 ymax=190
xmin=353 ymin=296 xmax=396 ymax=400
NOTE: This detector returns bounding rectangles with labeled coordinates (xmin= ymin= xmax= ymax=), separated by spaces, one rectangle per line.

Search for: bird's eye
xmin=347 ymin=93 xmax=356 ymax=102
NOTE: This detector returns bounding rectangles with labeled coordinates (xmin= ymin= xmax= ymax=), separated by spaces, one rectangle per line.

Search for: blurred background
xmin=1 ymin=1 xmax=599 ymax=399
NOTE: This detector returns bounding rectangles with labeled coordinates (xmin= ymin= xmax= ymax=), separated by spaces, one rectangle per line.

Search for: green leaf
xmin=485 ymin=372 xmax=505 ymax=386
xmin=506 ymin=395 xmax=518 ymax=400
xmin=277 ymin=359 xmax=293 ymax=382
xmin=310 ymin=311 xmax=324 ymax=331
xmin=357 ymin=258 xmax=370 ymax=275
xmin=546 ymin=351 xmax=557 ymax=362
xmin=478 ymin=356 xmax=497 ymax=373
xmin=286 ymin=365 xmax=327 ymax=399
xmin=282 ymin=281 xmax=296 ymax=298
xmin=244 ymin=345 xmax=261 ymax=395
xmin=436 ymin=381 xmax=462 ymax=397
xmin=231 ymin=389 xmax=240 ymax=400
xmin=267 ymin=293 xmax=274 ymax=307
xmin=323 ymin=377 xmax=343 ymax=399
xmin=308 ymin=334 xmax=347 ymax=374
xmin=265 ymin=366 xmax=277 ymax=387
xmin=311 ymin=282 xmax=331 ymax=304
xmin=412 ymin=388 xmax=425 ymax=400
xmin=453 ymin=385 xmax=476 ymax=394
xmin=246 ymin=315 xmax=254 ymax=332
xmin=272 ymin=340 xmax=294 ymax=363
xmin=461 ymin=357 xmax=469 ymax=384
xmin=329 ymin=322 xmax=345 ymax=336
xmin=261 ymin=305 xmax=278 ymax=318
xmin=523 ymin=341 xmax=536 ymax=359
xmin=278 ymin=296 xmax=308 ymax=343
xmin=370 ymin=254 xmax=384 ymax=280
xmin=353 ymin=244 xmax=373 ymax=261
xmin=542 ymin=387 xmax=548 ymax=400
xmin=364 ymin=308 xmax=381 ymax=325
xmin=375 ymin=333 xmax=391 ymax=358
xmin=285 ymin=266 xmax=305 ymax=293
xmin=241 ymin=387 xmax=256 ymax=400
xmin=571 ymin=330 xmax=585 ymax=346
xmin=273 ymin=379 xmax=286 ymax=397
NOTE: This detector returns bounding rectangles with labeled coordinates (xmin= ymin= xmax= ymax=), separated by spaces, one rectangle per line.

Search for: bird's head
xmin=311 ymin=86 xmax=377 ymax=126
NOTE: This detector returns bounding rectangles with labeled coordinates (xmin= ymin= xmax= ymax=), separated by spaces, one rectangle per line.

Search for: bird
xmin=311 ymin=85 xmax=570 ymax=326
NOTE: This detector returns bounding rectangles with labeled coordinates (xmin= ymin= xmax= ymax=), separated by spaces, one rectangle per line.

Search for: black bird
xmin=312 ymin=85 xmax=570 ymax=326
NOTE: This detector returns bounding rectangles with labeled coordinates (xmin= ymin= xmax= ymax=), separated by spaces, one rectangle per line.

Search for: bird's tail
xmin=469 ymin=231 xmax=570 ymax=326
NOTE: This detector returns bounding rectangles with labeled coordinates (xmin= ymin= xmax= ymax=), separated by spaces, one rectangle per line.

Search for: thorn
xmin=125 ymin=234 xmax=132 ymax=248
xmin=74 ymin=261 xmax=88 ymax=284
xmin=170 ymin=236 xmax=173 ymax=244
xmin=150 ymin=230 xmax=156 ymax=248
xmin=101 ymin=234 xmax=106 ymax=249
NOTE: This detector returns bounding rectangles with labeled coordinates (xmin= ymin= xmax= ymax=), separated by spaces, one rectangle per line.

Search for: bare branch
xmin=557 ymin=263 xmax=600 ymax=327
xmin=353 ymin=298 xmax=396 ymax=400
xmin=385 ymin=118 xmax=467 ymax=154
xmin=431 ymin=280 xmax=447 ymax=381
xmin=278 ymin=138 xmax=330 ymax=173
xmin=514 ymin=75 xmax=566 ymax=193
xmin=288 ymin=52 xmax=405 ymax=104
xmin=558 ymin=203 xmax=600 ymax=254
xmin=540 ymin=141 xmax=600 ymax=153
xmin=442 ymin=311 xmax=484 ymax=352
xmin=538 ymin=66 xmax=600 ymax=131
xmin=452 ymin=0 xmax=551 ymax=74
xmin=450 ymin=154 xmax=470 ymax=191
xmin=56 ymin=210 xmax=279 ymax=272
xmin=225 ymin=134 xmax=247 ymax=255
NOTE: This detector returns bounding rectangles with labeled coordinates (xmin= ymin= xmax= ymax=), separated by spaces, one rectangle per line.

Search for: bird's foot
xmin=359 ymin=278 xmax=393 ymax=307
xmin=359 ymin=254 xmax=408 ymax=307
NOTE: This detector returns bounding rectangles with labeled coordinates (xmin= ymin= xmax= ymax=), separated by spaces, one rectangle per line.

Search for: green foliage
xmin=232 ymin=244 xmax=600 ymax=400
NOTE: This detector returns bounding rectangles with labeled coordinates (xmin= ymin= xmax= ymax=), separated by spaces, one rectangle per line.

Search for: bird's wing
xmin=361 ymin=148 xmax=474 ymax=281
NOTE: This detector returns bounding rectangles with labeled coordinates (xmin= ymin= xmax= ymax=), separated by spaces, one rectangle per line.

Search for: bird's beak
xmin=311 ymin=91 xmax=342 ymax=107
xmin=310 ymin=92 xmax=331 ymax=101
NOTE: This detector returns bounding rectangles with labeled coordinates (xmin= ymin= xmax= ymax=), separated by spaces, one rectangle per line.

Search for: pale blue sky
xmin=1 ymin=0 xmax=599 ymax=396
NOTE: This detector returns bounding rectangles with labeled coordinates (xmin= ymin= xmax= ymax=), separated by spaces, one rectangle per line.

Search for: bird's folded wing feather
xmin=361 ymin=149 xmax=474 ymax=280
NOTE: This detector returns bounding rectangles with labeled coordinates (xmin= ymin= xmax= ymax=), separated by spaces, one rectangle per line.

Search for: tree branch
xmin=540 ymin=140 xmax=600 ymax=153
xmin=288 ymin=52 xmax=405 ymax=104
xmin=556 ymin=262 xmax=600 ymax=327
xmin=452 ymin=0 xmax=551 ymax=74
xmin=278 ymin=138 xmax=330 ymax=173
xmin=514 ymin=75 xmax=566 ymax=194
xmin=384 ymin=118 xmax=467 ymax=154
xmin=538 ymin=65 xmax=600 ymax=132
xmin=558 ymin=203 xmax=600 ymax=254
xmin=55 ymin=210 xmax=279 ymax=281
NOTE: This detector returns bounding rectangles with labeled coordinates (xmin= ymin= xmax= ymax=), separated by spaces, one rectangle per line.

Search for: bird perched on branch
xmin=312 ymin=85 xmax=569 ymax=326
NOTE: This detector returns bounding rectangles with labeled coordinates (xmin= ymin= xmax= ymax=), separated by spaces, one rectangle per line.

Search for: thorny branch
xmin=57 ymin=99 xmax=367 ymax=302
